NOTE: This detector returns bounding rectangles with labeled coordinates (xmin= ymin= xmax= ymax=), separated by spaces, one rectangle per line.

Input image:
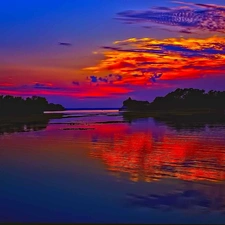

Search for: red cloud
xmin=0 ymin=83 xmax=132 ymax=99
xmin=84 ymin=36 xmax=225 ymax=86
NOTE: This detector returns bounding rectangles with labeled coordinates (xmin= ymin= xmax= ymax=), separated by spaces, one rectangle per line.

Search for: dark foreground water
xmin=1 ymin=110 xmax=225 ymax=223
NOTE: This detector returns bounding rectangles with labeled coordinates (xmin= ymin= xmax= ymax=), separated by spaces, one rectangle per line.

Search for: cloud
xmin=150 ymin=73 xmax=163 ymax=83
xmin=0 ymin=81 xmax=132 ymax=99
xmin=84 ymin=36 xmax=225 ymax=85
xmin=33 ymin=82 xmax=61 ymax=90
xmin=72 ymin=81 xmax=80 ymax=86
xmin=90 ymin=76 xmax=98 ymax=83
xmin=180 ymin=29 xmax=193 ymax=34
xmin=74 ymin=85 xmax=132 ymax=98
xmin=59 ymin=42 xmax=72 ymax=46
xmin=0 ymin=82 xmax=62 ymax=91
xmin=116 ymin=2 xmax=225 ymax=33
xmin=98 ymin=77 xmax=108 ymax=83
xmin=87 ymin=74 xmax=124 ymax=85
xmin=115 ymin=74 xmax=122 ymax=81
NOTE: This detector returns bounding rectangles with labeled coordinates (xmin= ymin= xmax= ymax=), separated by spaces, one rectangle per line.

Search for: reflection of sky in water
xmin=49 ymin=110 xmax=122 ymax=124
xmin=89 ymin=119 xmax=225 ymax=183
xmin=1 ymin=111 xmax=225 ymax=223
xmin=127 ymin=185 xmax=225 ymax=213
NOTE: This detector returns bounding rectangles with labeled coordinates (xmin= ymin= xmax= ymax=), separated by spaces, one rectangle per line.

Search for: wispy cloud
xmin=59 ymin=42 xmax=72 ymax=46
xmin=0 ymin=82 xmax=62 ymax=91
xmin=116 ymin=2 xmax=225 ymax=34
xmin=0 ymin=81 xmax=132 ymax=99
xmin=33 ymin=82 xmax=61 ymax=90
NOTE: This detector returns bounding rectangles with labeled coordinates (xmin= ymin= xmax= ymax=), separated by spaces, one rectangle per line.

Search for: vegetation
xmin=122 ymin=88 xmax=225 ymax=113
xmin=0 ymin=95 xmax=65 ymax=116
xmin=121 ymin=88 xmax=225 ymax=124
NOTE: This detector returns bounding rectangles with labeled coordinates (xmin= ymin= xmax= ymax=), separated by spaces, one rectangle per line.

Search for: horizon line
xmin=65 ymin=107 xmax=120 ymax=110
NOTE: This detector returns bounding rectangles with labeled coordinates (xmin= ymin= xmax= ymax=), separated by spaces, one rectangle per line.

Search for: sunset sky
xmin=1 ymin=0 xmax=225 ymax=107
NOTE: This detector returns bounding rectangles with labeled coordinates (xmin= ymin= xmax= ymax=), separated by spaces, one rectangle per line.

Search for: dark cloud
xmin=132 ymin=74 xmax=144 ymax=77
xmin=152 ymin=6 xmax=172 ymax=11
xmin=131 ymin=72 xmax=163 ymax=82
xmin=98 ymin=77 xmax=108 ymax=83
xmin=150 ymin=73 xmax=163 ymax=83
xmin=104 ymin=42 xmax=225 ymax=59
xmin=116 ymin=2 xmax=225 ymax=33
xmin=142 ymin=26 xmax=153 ymax=29
xmin=115 ymin=75 xmax=123 ymax=81
xmin=102 ymin=45 xmax=167 ymax=55
xmin=179 ymin=29 xmax=193 ymax=34
xmin=33 ymin=83 xmax=61 ymax=90
xmin=90 ymin=76 xmax=98 ymax=83
xmin=72 ymin=81 xmax=80 ymax=86
xmin=103 ymin=46 xmax=121 ymax=51
xmin=59 ymin=42 xmax=72 ymax=46
xmin=0 ymin=83 xmax=64 ymax=92
xmin=88 ymin=74 xmax=123 ymax=84
xmin=137 ymin=62 xmax=169 ymax=66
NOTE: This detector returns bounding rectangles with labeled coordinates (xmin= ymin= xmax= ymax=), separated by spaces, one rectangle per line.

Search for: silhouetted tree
xmin=0 ymin=95 xmax=65 ymax=116
xmin=121 ymin=88 xmax=225 ymax=113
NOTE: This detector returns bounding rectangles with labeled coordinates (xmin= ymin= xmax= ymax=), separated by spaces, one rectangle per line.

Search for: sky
xmin=0 ymin=0 xmax=225 ymax=108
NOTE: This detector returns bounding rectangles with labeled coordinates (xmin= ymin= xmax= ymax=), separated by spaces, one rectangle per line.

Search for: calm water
xmin=1 ymin=110 xmax=225 ymax=223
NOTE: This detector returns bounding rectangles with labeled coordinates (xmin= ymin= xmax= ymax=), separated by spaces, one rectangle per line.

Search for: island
xmin=0 ymin=95 xmax=65 ymax=128
xmin=120 ymin=88 xmax=225 ymax=122
xmin=0 ymin=95 xmax=64 ymax=116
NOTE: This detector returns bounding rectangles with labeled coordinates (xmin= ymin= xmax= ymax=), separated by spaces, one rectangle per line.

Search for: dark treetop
xmin=0 ymin=95 xmax=65 ymax=116
xmin=122 ymin=88 xmax=225 ymax=112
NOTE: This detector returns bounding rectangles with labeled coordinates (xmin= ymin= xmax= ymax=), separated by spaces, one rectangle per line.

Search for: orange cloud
xmin=1 ymin=36 xmax=225 ymax=99
xmin=84 ymin=36 xmax=225 ymax=86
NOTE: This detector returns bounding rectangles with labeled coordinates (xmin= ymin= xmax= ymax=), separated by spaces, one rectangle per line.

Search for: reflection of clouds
xmin=117 ymin=2 xmax=225 ymax=34
xmin=89 ymin=123 xmax=225 ymax=183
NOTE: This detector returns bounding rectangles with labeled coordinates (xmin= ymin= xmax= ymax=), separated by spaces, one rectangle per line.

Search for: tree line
xmin=122 ymin=88 xmax=225 ymax=112
xmin=0 ymin=95 xmax=65 ymax=116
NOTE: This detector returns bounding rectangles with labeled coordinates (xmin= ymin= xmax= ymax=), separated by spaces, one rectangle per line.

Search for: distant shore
xmin=120 ymin=88 xmax=225 ymax=121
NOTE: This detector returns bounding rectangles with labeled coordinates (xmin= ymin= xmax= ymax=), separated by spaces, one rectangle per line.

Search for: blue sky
xmin=0 ymin=0 xmax=225 ymax=107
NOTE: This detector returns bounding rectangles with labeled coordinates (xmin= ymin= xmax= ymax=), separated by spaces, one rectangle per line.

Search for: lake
xmin=1 ymin=109 xmax=225 ymax=223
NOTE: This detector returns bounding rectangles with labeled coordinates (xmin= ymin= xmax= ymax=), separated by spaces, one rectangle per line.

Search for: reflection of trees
xmin=153 ymin=118 xmax=225 ymax=132
xmin=122 ymin=112 xmax=225 ymax=132
xmin=89 ymin=124 xmax=225 ymax=183
xmin=0 ymin=114 xmax=63 ymax=135
xmin=0 ymin=122 xmax=48 ymax=135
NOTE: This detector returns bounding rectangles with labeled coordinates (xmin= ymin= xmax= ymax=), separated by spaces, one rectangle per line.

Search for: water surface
xmin=1 ymin=110 xmax=225 ymax=223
